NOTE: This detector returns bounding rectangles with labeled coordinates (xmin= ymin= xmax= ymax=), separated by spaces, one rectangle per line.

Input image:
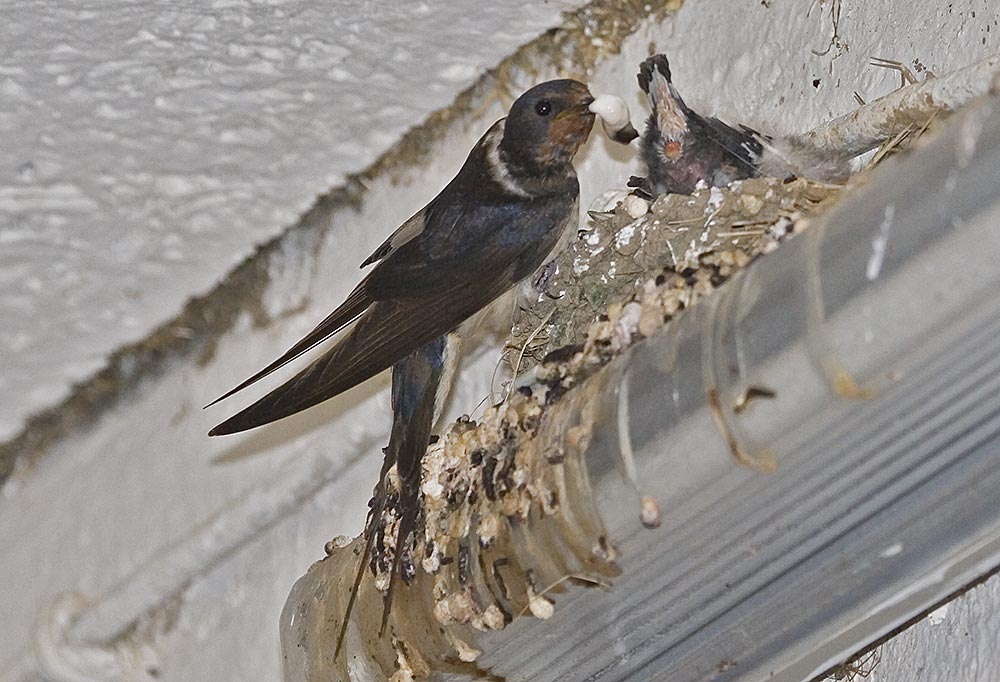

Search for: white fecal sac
xmin=589 ymin=94 xmax=630 ymax=130
xmin=622 ymin=194 xmax=649 ymax=219
xmin=589 ymin=93 xmax=636 ymax=143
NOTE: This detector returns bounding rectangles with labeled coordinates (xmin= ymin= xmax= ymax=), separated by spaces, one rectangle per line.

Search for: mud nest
xmin=280 ymin=172 xmax=856 ymax=681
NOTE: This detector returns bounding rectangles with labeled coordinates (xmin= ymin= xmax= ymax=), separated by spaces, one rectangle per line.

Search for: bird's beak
xmin=555 ymin=95 xmax=597 ymax=121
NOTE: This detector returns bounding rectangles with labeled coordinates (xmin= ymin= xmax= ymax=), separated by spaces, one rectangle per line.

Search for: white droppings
xmin=866 ymin=204 xmax=895 ymax=281
xmin=623 ymin=194 xmax=649 ymax=219
xmin=589 ymin=93 xmax=636 ymax=143
xmin=329 ymin=535 xmax=353 ymax=549
xmin=616 ymin=223 xmax=636 ymax=248
xmin=770 ymin=216 xmax=792 ymax=240
xmin=526 ymin=587 xmax=554 ymax=620
xmin=451 ymin=638 xmax=481 ymax=662
xmin=707 ymin=186 xmax=725 ymax=211
xmin=880 ymin=543 xmax=903 ymax=558
xmin=927 ymin=602 xmax=950 ymax=625
xmin=639 ymin=496 xmax=661 ymax=528
xmin=421 ymin=477 xmax=444 ymax=498
xmin=590 ymin=189 xmax=630 ymax=213
xmin=572 ymin=256 xmax=590 ymax=275
xmin=616 ymin=301 xmax=642 ymax=340
xmin=421 ymin=552 xmax=441 ymax=574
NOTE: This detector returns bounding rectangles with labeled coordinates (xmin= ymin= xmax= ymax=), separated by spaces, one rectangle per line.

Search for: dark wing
xmin=205 ymin=206 xmax=430 ymax=408
xmin=359 ymin=208 xmax=427 ymax=268
xmin=695 ymin=115 xmax=764 ymax=176
xmin=204 ymin=282 xmax=372 ymax=408
xmin=363 ymin=199 xmax=576 ymax=301
xmin=208 ymin=264 xmax=519 ymax=436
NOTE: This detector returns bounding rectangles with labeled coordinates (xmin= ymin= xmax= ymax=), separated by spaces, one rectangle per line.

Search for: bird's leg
xmin=534 ymin=259 xmax=562 ymax=300
xmin=333 ymin=336 xmax=450 ymax=655
xmin=626 ymin=175 xmax=655 ymax=200
xmin=379 ymin=336 xmax=449 ymax=636
xmin=513 ymin=260 xmax=561 ymax=325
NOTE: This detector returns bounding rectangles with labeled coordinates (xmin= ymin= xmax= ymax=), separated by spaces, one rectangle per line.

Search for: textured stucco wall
xmin=2 ymin=1 xmax=998 ymax=681
xmin=870 ymin=575 xmax=1000 ymax=682
xmin=0 ymin=0 xmax=589 ymax=441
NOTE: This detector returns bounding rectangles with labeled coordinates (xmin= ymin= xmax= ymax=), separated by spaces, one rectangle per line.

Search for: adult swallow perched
xmin=632 ymin=54 xmax=848 ymax=198
xmin=206 ymin=79 xmax=595 ymax=648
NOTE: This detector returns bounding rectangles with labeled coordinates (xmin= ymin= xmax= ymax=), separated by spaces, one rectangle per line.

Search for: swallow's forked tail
xmin=335 ymin=484 xmax=385 ymax=658
xmin=334 ymin=336 xmax=448 ymax=658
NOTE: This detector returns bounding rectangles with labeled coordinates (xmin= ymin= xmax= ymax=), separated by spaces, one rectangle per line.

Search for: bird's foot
xmin=627 ymin=175 xmax=655 ymax=200
xmin=533 ymin=260 xmax=561 ymax=299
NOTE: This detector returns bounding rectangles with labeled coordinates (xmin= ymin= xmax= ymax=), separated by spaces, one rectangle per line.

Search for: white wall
xmin=3 ymin=1 xmax=998 ymax=681
xmin=0 ymin=0 xmax=590 ymax=441
xmin=871 ymin=578 xmax=1000 ymax=682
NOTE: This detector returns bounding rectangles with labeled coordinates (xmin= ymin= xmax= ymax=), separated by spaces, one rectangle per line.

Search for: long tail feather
xmin=335 ymin=486 xmax=385 ymax=658
xmin=380 ymin=493 xmax=417 ymax=636
xmin=204 ymin=283 xmax=371 ymax=409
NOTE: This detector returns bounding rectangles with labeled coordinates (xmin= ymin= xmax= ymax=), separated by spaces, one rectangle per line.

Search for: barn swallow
xmin=206 ymin=79 xmax=595 ymax=648
xmin=631 ymin=54 xmax=848 ymax=198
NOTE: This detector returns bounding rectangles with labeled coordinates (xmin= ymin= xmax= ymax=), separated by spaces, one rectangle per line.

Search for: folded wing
xmin=207 ymin=261 xmax=518 ymax=436
xmin=204 ymin=282 xmax=372 ymax=409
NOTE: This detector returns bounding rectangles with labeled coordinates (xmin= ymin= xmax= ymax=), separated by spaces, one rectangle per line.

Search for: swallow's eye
xmin=534 ymin=100 xmax=552 ymax=116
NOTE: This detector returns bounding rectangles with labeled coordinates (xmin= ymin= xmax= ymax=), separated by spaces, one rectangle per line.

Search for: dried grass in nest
xmin=506 ymin=176 xmax=842 ymax=376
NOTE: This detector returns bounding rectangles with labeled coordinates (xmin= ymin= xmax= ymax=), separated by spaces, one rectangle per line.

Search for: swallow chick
xmin=206 ymin=79 xmax=596 ymax=652
xmin=632 ymin=54 xmax=849 ymax=198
